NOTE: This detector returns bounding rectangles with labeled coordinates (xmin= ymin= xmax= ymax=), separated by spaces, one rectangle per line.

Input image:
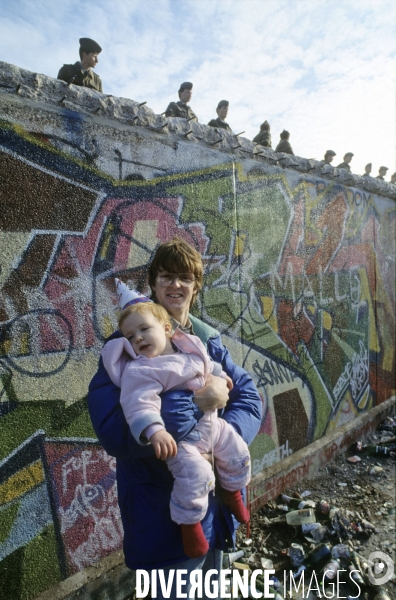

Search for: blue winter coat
xmin=88 ymin=315 xmax=262 ymax=570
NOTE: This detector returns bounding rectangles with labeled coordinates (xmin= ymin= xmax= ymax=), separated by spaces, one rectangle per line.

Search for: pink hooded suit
xmin=101 ymin=328 xmax=251 ymax=525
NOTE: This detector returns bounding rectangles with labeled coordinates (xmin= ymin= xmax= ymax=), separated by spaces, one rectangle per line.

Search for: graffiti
xmin=251 ymin=455 xmax=315 ymax=510
xmin=250 ymin=399 xmax=395 ymax=513
xmin=252 ymin=440 xmax=293 ymax=476
xmin=268 ymin=264 xmax=361 ymax=310
xmin=0 ymin=433 xmax=120 ymax=591
xmin=45 ymin=445 xmax=122 ymax=574
xmin=333 ymin=340 xmax=369 ymax=403
xmin=252 ymin=358 xmax=299 ymax=387
xmin=0 ymin=115 xmax=395 ymax=598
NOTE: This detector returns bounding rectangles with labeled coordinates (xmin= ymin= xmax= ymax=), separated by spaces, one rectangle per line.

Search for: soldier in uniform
xmin=337 ymin=152 xmax=354 ymax=171
xmin=253 ymin=121 xmax=272 ymax=147
xmin=57 ymin=38 xmax=103 ymax=92
xmin=362 ymin=163 xmax=372 ymax=177
xmin=208 ymin=100 xmax=232 ymax=132
xmin=165 ymin=82 xmax=198 ymax=121
xmin=390 ymin=172 xmax=396 ymax=184
xmin=376 ymin=166 xmax=388 ymax=180
xmin=275 ymin=130 xmax=294 ymax=154
xmin=323 ymin=150 xmax=336 ymax=164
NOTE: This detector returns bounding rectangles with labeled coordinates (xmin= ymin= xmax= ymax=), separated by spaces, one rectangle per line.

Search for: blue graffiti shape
xmin=0 ymin=483 xmax=52 ymax=561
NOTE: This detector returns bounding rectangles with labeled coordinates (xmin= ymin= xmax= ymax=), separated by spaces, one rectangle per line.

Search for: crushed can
xmin=331 ymin=543 xmax=351 ymax=560
xmin=316 ymin=500 xmax=330 ymax=515
xmin=289 ymin=543 xmax=305 ymax=567
xmin=301 ymin=522 xmax=327 ymax=542
xmin=301 ymin=522 xmax=321 ymax=534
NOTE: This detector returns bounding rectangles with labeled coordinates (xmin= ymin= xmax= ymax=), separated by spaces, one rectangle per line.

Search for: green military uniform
xmin=275 ymin=139 xmax=294 ymax=154
xmin=207 ymin=117 xmax=232 ymax=132
xmin=165 ymin=101 xmax=198 ymax=121
xmin=337 ymin=153 xmax=353 ymax=171
xmin=57 ymin=62 xmax=103 ymax=92
xmin=253 ymin=130 xmax=272 ymax=147
xmin=337 ymin=161 xmax=351 ymax=171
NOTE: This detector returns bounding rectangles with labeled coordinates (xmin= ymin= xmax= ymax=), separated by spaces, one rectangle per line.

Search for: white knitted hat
xmin=115 ymin=278 xmax=152 ymax=310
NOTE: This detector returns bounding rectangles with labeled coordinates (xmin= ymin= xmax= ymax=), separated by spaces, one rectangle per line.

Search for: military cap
xmin=325 ymin=150 xmax=336 ymax=156
xmin=379 ymin=166 xmax=388 ymax=171
xmin=365 ymin=163 xmax=372 ymax=167
xmin=178 ymin=82 xmax=193 ymax=92
xmin=260 ymin=120 xmax=270 ymax=130
xmin=344 ymin=152 xmax=354 ymax=157
xmin=217 ymin=100 xmax=229 ymax=109
xmin=280 ymin=129 xmax=290 ymax=138
xmin=79 ymin=38 xmax=102 ymax=54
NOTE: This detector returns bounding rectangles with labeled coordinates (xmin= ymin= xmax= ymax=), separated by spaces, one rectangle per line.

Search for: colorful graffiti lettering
xmin=0 ymin=117 xmax=395 ymax=597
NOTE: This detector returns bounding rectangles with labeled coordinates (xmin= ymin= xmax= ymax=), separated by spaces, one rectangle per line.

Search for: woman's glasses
xmin=156 ymin=273 xmax=196 ymax=287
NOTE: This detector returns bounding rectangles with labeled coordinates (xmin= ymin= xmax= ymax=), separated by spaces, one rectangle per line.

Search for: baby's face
xmin=121 ymin=311 xmax=171 ymax=358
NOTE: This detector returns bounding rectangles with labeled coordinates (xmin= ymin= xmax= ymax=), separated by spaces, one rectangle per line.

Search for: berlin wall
xmin=0 ymin=61 xmax=395 ymax=599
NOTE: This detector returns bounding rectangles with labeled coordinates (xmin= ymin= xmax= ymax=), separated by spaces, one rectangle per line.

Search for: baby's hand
xmin=149 ymin=430 xmax=177 ymax=460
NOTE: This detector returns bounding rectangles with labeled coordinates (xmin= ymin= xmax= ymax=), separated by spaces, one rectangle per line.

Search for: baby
xmin=101 ymin=279 xmax=251 ymax=558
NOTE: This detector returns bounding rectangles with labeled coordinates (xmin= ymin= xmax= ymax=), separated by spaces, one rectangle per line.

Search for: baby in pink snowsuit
xmin=100 ymin=280 xmax=251 ymax=558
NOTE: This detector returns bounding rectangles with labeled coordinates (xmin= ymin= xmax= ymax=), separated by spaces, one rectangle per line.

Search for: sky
xmin=0 ymin=0 xmax=395 ymax=177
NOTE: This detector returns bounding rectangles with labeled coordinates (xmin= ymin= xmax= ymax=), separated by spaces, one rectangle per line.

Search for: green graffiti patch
xmin=0 ymin=500 xmax=20 ymax=545
xmin=0 ymin=398 xmax=95 ymax=462
xmin=0 ymin=524 xmax=61 ymax=600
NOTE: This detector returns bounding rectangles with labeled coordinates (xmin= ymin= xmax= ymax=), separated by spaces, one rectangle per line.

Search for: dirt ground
xmin=235 ymin=425 xmax=396 ymax=599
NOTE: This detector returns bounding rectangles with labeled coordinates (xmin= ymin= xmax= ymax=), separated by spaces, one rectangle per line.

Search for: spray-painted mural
xmin=0 ymin=115 xmax=395 ymax=599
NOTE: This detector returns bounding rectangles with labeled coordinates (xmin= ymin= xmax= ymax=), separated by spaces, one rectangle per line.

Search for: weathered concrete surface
xmin=0 ymin=60 xmax=395 ymax=599
xmin=34 ymin=550 xmax=134 ymax=600
xmin=0 ymin=61 xmax=395 ymax=198
xmin=250 ymin=395 xmax=396 ymax=511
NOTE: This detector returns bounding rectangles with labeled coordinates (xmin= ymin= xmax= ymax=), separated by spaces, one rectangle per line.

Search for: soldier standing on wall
xmin=323 ymin=150 xmax=336 ymax=164
xmin=253 ymin=121 xmax=272 ymax=148
xmin=165 ymin=82 xmax=198 ymax=122
xmin=362 ymin=163 xmax=372 ymax=177
xmin=275 ymin=130 xmax=294 ymax=154
xmin=390 ymin=172 xmax=396 ymax=185
xmin=376 ymin=166 xmax=388 ymax=180
xmin=208 ymin=100 xmax=232 ymax=132
xmin=337 ymin=152 xmax=354 ymax=171
xmin=57 ymin=38 xmax=103 ymax=92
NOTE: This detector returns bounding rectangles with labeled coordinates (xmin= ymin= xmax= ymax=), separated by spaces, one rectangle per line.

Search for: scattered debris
xmin=347 ymin=455 xmax=362 ymax=463
xmin=232 ymin=417 xmax=396 ymax=598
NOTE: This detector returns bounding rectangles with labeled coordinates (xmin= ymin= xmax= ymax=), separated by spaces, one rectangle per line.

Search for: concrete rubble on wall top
xmin=0 ymin=60 xmax=394 ymax=200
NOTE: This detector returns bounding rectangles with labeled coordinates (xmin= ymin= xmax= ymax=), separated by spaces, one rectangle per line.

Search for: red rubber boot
xmin=221 ymin=489 xmax=250 ymax=524
xmin=181 ymin=523 xmax=209 ymax=558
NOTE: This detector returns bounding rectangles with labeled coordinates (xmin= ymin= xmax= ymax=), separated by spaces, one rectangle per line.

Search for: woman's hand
xmin=149 ymin=430 xmax=177 ymax=460
xmin=224 ymin=374 xmax=233 ymax=391
xmin=194 ymin=374 xmax=229 ymax=412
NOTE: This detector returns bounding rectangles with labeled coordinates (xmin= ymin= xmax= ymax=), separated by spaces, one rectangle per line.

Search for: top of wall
xmin=0 ymin=60 xmax=395 ymax=200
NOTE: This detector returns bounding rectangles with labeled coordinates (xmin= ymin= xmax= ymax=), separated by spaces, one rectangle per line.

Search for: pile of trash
xmin=232 ymin=416 xmax=396 ymax=599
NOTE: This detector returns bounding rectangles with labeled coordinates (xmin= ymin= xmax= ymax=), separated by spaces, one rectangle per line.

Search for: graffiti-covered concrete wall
xmin=0 ymin=62 xmax=395 ymax=599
